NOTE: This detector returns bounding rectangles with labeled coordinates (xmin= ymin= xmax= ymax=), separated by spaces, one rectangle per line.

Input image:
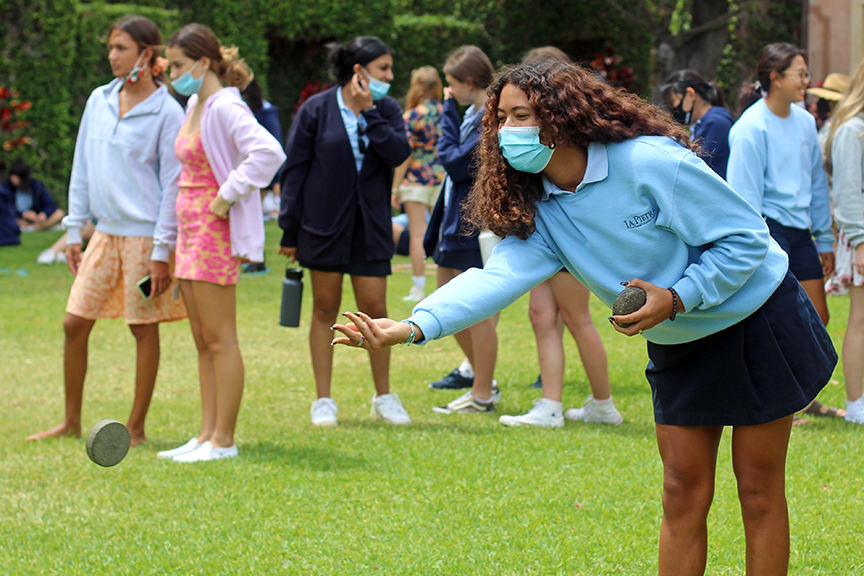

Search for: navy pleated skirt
xmin=645 ymin=270 xmax=837 ymax=426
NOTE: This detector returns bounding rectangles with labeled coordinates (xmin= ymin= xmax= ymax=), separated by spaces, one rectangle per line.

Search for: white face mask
xmin=124 ymin=51 xmax=148 ymax=84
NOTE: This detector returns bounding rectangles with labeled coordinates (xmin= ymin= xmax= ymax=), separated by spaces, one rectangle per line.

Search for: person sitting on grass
xmin=0 ymin=160 xmax=66 ymax=253
xmin=331 ymin=60 xmax=836 ymax=576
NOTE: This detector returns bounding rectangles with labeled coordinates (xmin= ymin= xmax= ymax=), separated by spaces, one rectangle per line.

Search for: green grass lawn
xmin=1 ymin=222 xmax=861 ymax=575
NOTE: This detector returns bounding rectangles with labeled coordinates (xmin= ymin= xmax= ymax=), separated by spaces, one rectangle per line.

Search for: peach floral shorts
xmin=66 ymin=231 xmax=187 ymax=325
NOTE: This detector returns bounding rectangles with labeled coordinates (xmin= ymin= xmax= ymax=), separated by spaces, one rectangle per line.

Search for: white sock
xmin=412 ymin=275 xmax=426 ymax=290
xmin=472 ymin=393 xmax=493 ymax=404
xmin=458 ymin=360 xmax=474 ymax=378
xmin=593 ymin=396 xmax=613 ymax=407
xmin=542 ymin=399 xmax=563 ymax=413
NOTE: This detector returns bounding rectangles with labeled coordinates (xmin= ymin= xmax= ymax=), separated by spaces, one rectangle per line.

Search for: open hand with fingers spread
xmin=331 ymin=311 xmax=423 ymax=351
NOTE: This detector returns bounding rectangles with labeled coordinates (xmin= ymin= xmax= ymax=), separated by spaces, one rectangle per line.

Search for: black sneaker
xmin=429 ymin=368 xmax=474 ymax=390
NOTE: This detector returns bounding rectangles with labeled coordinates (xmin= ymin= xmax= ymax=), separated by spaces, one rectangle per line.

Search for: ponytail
xmin=218 ymin=45 xmax=253 ymax=89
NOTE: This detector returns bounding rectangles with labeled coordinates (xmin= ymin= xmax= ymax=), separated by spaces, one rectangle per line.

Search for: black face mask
xmin=670 ymin=96 xmax=693 ymax=126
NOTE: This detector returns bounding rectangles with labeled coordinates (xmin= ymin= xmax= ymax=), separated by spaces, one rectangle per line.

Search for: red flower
xmin=0 ymin=87 xmax=10 ymax=99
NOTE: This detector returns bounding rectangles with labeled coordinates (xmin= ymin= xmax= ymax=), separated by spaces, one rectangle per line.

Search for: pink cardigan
xmin=187 ymin=88 xmax=285 ymax=262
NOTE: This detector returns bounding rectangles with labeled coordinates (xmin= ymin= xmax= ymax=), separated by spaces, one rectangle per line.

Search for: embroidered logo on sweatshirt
xmin=624 ymin=209 xmax=656 ymax=230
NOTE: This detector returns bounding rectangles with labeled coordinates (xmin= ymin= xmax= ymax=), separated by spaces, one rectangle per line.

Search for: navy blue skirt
xmin=301 ymin=210 xmax=391 ymax=277
xmin=432 ymin=245 xmax=483 ymax=271
xmin=645 ymin=271 xmax=837 ymax=426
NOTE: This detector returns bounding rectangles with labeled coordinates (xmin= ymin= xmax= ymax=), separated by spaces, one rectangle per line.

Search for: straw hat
xmin=807 ymin=73 xmax=851 ymax=101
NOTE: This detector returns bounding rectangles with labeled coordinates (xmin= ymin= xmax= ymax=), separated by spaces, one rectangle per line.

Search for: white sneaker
xmin=499 ymin=398 xmax=565 ymax=428
xmin=565 ymin=396 xmax=624 ymax=425
xmin=403 ymin=286 xmax=425 ymax=302
xmin=36 ymin=249 xmax=56 ymax=265
xmin=846 ymin=396 xmax=864 ymax=424
xmin=371 ymin=393 xmax=412 ymax=425
xmin=172 ymin=441 xmax=238 ymax=463
xmin=157 ymin=437 xmax=201 ymax=460
xmin=311 ymin=397 xmax=338 ymax=427
xmin=55 ymin=251 xmax=67 ymax=264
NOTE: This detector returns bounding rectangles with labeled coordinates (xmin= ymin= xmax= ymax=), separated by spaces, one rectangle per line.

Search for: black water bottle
xmin=279 ymin=268 xmax=303 ymax=327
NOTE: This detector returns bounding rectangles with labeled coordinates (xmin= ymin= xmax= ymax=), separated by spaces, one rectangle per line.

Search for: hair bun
xmin=326 ymin=42 xmax=348 ymax=72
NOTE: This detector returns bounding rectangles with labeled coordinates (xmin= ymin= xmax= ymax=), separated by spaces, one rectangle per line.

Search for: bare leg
xmin=404 ymin=201 xmax=429 ymax=279
xmin=187 ymin=281 xmax=243 ymax=448
xmin=731 ymin=416 xmax=793 ymax=576
xmin=438 ymin=266 xmax=475 ymax=363
xmin=179 ymin=280 xmax=217 ymax=443
xmin=309 ymin=270 xmax=344 ymax=399
xmin=656 ymin=424 xmax=723 ymax=576
xmin=551 ymin=272 xmax=611 ymax=400
xmin=469 ymin=317 xmax=497 ymax=401
xmin=126 ymin=322 xmax=160 ymax=445
xmin=437 ymin=265 xmax=497 ymax=400
xmin=26 ymin=313 xmax=94 ymax=440
xmin=31 ymin=209 xmax=66 ymax=231
xmin=350 ymin=274 xmax=390 ymax=395
xmin=799 ymin=278 xmax=829 ymax=326
xmin=844 ymin=285 xmax=864 ymax=402
xmin=529 ymin=280 xmax=566 ymax=402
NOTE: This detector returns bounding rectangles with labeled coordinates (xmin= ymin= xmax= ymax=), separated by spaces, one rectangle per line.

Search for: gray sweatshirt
xmin=830 ymin=114 xmax=864 ymax=249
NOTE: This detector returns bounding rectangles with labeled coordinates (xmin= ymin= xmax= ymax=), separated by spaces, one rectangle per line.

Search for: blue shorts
xmin=765 ymin=217 xmax=824 ymax=281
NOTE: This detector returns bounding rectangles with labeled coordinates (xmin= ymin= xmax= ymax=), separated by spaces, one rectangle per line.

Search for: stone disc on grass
xmin=85 ymin=420 xmax=130 ymax=467
xmin=612 ymin=286 xmax=647 ymax=328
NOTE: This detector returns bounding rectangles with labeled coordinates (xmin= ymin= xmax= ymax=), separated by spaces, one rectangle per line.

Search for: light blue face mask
xmin=171 ymin=60 xmax=204 ymax=97
xmin=363 ymin=67 xmax=391 ymax=101
xmin=497 ymin=126 xmax=555 ymax=173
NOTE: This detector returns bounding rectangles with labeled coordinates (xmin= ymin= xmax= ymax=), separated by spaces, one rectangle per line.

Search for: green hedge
xmin=5 ymin=0 xmax=790 ymax=202
xmin=715 ymin=0 xmax=803 ymax=117
xmin=0 ymin=0 xmax=77 ymax=200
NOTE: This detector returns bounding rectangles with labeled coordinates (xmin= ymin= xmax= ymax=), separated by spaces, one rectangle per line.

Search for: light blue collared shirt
xmin=336 ymin=87 xmax=369 ymax=173
xmin=409 ymin=135 xmax=789 ymax=345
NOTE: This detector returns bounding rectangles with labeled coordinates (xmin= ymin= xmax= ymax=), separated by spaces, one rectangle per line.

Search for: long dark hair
xmin=109 ymin=16 xmax=165 ymax=84
xmin=737 ymin=43 xmax=806 ymax=116
xmin=467 ymin=60 xmax=694 ymax=240
xmin=326 ymin=37 xmax=392 ymax=86
xmin=661 ymin=69 xmax=725 ymax=108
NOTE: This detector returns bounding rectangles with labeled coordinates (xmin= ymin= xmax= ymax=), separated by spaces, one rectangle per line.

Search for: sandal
xmin=803 ymin=400 xmax=847 ymax=419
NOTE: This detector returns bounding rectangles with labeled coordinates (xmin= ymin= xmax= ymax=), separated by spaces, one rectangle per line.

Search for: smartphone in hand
xmin=137 ymin=275 xmax=152 ymax=299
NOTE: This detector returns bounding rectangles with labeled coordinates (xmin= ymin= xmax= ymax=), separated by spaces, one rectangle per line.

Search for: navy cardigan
xmin=279 ymin=86 xmax=410 ymax=266
xmin=423 ymin=98 xmax=482 ymax=257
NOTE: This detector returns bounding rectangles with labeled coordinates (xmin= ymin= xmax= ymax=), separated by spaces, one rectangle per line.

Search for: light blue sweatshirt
xmin=408 ymin=135 xmax=789 ymax=345
xmin=63 ymin=79 xmax=184 ymax=262
xmin=727 ymin=99 xmax=834 ymax=252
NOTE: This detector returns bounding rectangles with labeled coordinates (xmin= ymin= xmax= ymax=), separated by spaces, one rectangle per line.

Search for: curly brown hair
xmin=466 ymin=60 xmax=695 ymax=240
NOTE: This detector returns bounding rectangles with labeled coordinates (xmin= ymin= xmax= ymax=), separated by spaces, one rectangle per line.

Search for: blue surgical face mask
xmin=171 ymin=60 xmax=204 ymax=97
xmin=363 ymin=67 xmax=391 ymax=101
xmin=497 ymin=126 xmax=555 ymax=173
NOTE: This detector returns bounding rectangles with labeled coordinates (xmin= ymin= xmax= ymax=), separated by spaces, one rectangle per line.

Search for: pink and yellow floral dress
xmin=174 ymin=131 xmax=240 ymax=285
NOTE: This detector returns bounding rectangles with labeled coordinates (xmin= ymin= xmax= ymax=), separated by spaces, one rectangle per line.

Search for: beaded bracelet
xmin=667 ymin=287 xmax=679 ymax=322
xmin=400 ymin=320 xmax=417 ymax=346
